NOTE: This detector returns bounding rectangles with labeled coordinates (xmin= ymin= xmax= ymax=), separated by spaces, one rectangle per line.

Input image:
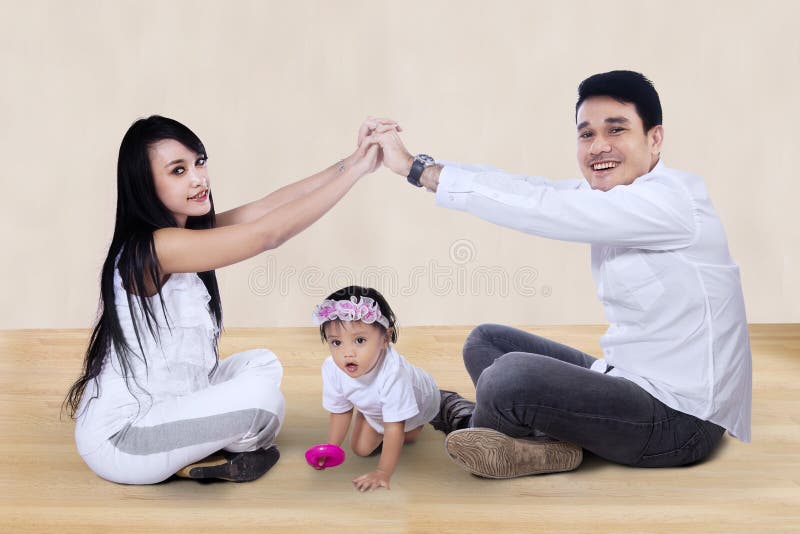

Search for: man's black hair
xmin=576 ymin=70 xmax=662 ymax=132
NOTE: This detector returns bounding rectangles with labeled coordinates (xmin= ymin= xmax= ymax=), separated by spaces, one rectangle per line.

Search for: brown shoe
xmin=175 ymin=446 xmax=280 ymax=482
xmin=444 ymin=428 xmax=582 ymax=479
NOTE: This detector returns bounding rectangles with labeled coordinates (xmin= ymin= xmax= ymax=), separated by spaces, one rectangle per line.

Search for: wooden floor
xmin=0 ymin=325 xmax=798 ymax=533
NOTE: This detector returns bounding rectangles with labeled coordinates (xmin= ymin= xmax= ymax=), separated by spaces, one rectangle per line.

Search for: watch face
xmin=416 ymin=154 xmax=435 ymax=167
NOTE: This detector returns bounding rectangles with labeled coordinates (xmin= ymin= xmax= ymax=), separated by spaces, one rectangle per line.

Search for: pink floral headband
xmin=312 ymin=296 xmax=390 ymax=328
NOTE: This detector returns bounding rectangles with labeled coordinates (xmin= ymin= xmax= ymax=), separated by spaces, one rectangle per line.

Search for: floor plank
xmin=1 ymin=325 xmax=798 ymax=533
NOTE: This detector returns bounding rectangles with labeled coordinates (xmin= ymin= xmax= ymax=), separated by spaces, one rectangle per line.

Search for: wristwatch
xmin=407 ymin=154 xmax=435 ymax=187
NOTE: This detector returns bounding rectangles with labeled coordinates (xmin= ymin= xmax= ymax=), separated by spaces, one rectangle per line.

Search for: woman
xmin=64 ymin=115 xmax=395 ymax=484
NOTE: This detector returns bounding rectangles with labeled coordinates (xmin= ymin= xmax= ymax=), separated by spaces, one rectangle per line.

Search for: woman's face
xmin=148 ymin=139 xmax=211 ymax=227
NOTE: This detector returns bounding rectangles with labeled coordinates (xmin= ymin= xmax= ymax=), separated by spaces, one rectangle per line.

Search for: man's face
xmin=576 ymin=96 xmax=663 ymax=191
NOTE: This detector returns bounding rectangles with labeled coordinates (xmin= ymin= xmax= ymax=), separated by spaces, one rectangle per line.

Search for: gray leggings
xmin=464 ymin=324 xmax=725 ymax=467
xmin=78 ymin=349 xmax=285 ymax=484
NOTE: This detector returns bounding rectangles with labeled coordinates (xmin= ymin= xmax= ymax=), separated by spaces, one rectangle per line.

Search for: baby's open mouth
xmin=345 ymin=363 xmax=358 ymax=373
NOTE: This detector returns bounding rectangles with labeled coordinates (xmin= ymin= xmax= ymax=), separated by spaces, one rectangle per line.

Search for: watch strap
xmin=407 ymin=158 xmax=425 ymax=187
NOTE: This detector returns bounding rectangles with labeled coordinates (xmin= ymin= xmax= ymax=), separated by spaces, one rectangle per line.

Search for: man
xmin=368 ymin=71 xmax=752 ymax=478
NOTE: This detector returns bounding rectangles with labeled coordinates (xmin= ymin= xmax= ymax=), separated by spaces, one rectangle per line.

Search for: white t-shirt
xmin=321 ymin=345 xmax=439 ymax=434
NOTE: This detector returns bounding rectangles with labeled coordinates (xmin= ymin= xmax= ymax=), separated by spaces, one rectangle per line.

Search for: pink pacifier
xmin=305 ymin=443 xmax=346 ymax=469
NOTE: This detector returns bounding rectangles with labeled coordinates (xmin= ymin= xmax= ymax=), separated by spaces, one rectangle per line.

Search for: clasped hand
xmin=348 ymin=117 xmax=414 ymax=177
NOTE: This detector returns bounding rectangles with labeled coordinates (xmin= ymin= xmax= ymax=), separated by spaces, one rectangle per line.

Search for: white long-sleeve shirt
xmin=436 ymin=159 xmax=752 ymax=442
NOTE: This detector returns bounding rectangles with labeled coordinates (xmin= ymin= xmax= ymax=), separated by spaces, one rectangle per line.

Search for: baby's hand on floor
xmin=352 ymin=469 xmax=391 ymax=492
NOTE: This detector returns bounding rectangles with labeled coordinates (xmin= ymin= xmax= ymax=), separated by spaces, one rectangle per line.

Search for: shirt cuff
xmin=589 ymin=359 xmax=608 ymax=373
xmin=323 ymin=400 xmax=353 ymax=413
xmin=383 ymin=406 xmax=420 ymax=423
xmin=435 ymin=164 xmax=476 ymax=210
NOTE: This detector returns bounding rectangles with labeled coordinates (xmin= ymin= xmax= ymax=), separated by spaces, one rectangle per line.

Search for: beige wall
xmin=1 ymin=0 xmax=797 ymax=329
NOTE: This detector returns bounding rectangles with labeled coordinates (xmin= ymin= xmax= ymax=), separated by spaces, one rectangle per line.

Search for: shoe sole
xmin=175 ymin=454 xmax=228 ymax=478
xmin=178 ymin=446 xmax=280 ymax=482
xmin=445 ymin=428 xmax=582 ymax=479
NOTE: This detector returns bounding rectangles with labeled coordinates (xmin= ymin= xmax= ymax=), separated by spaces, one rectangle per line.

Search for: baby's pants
xmin=81 ymin=349 xmax=285 ymax=484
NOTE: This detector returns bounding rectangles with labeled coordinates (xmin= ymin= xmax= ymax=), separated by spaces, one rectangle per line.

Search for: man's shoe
xmin=445 ymin=428 xmax=582 ymax=479
xmin=176 ymin=446 xmax=280 ymax=482
xmin=430 ymin=390 xmax=476 ymax=434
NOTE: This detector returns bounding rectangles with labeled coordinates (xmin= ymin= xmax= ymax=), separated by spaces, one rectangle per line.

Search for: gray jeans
xmin=464 ymin=324 xmax=725 ymax=467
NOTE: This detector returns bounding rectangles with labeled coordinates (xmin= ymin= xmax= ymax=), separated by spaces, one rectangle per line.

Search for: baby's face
xmin=324 ymin=321 xmax=389 ymax=378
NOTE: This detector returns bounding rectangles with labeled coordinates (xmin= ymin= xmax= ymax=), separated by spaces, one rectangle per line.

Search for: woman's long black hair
xmin=64 ymin=116 xmax=223 ymax=418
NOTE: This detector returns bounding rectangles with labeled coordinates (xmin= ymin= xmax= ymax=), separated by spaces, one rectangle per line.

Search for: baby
xmin=311 ymin=285 xmax=440 ymax=491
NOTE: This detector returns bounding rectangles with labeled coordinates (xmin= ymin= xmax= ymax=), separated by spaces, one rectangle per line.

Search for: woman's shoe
xmin=175 ymin=446 xmax=280 ymax=482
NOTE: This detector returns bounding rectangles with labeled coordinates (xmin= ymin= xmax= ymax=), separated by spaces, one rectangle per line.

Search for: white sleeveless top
xmin=74 ymin=260 xmax=220 ymax=456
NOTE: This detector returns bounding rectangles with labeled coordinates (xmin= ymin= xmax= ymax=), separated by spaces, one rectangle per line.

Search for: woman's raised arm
xmin=215 ymin=118 xmax=400 ymax=227
xmin=154 ymin=137 xmax=380 ymax=275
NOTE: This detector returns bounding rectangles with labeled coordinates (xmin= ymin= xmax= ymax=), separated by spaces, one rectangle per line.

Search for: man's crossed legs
xmin=434 ymin=324 xmax=725 ymax=478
